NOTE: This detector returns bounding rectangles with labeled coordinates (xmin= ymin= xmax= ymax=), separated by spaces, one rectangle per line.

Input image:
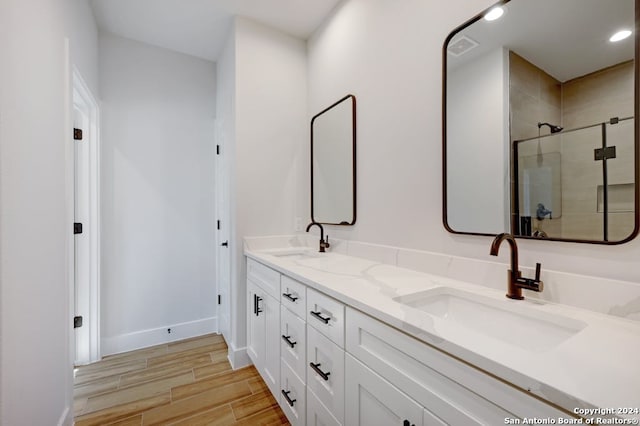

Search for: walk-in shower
xmin=513 ymin=116 xmax=635 ymax=242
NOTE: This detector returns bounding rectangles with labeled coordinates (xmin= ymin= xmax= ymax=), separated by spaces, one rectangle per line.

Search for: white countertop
xmin=245 ymin=246 xmax=640 ymax=421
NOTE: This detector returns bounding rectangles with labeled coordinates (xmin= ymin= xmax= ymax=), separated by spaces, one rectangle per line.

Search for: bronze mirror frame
xmin=442 ymin=0 xmax=640 ymax=244
xmin=310 ymin=94 xmax=357 ymax=226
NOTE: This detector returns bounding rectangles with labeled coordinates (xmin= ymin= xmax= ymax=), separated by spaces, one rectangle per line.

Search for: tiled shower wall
xmin=510 ymin=52 xmax=634 ymax=241
xmin=561 ymin=61 xmax=635 ymax=241
xmin=509 ymin=52 xmax=562 ymax=142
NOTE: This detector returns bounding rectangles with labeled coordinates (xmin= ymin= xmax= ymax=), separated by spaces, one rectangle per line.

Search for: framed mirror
xmin=443 ymin=0 xmax=639 ymax=244
xmin=311 ymin=94 xmax=357 ymax=225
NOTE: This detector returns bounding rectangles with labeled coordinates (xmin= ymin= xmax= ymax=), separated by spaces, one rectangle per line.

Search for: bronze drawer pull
xmin=282 ymin=335 xmax=297 ymax=348
xmin=282 ymin=293 xmax=299 ymax=302
xmin=281 ymin=390 xmax=296 ymax=407
xmin=310 ymin=311 xmax=330 ymax=324
xmin=310 ymin=362 xmax=331 ymax=381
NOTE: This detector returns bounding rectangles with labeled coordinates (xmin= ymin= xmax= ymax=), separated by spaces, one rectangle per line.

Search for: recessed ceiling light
xmin=610 ymin=30 xmax=632 ymax=42
xmin=484 ymin=6 xmax=504 ymax=21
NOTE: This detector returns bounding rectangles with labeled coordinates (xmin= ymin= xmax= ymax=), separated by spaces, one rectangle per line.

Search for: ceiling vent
xmin=447 ymin=35 xmax=479 ymax=57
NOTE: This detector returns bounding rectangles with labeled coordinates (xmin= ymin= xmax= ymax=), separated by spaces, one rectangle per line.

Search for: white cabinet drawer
xmin=247 ymin=258 xmax=280 ymax=299
xmin=307 ymin=388 xmax=342 ymax=426
xmin=346 ymin=307 xmax=568 ymax=424
xmin=281 ymin=305 xmax=306 ymax=383
xmin=280 ymin=359 xmax=306 ymax=426
xmin=281 ymin=275 xmax=307 ymax=319
xmin=307 ymin=288 xmax=344 ymax=347
xmin=307 ymin=325 xmax=345 ymax=424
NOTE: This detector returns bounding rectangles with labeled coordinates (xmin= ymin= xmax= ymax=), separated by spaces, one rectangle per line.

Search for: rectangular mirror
xmin=311 ymin=94 xmax=357 ymax=225
xmin=443 ymin=0 xmax=639 ymax=244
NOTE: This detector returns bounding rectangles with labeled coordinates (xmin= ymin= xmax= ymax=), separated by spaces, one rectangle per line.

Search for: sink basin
xmin=262 ymin=247 xmax=321 ymax=259
xmin=393 ymin=287 xmax=587 ymax=352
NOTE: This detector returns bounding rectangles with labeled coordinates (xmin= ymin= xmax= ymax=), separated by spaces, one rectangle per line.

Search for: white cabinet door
xmin=247 ymin=279 xmax=280 ymax=397
xmin=307 ymin=388 xmax=342 ymax=426
xmin=263 ymin=291 xmax=280 ymax=397
xmin=345 ymin=353 xmax=424 ymax=426
xmin=247 ymin=279 xmax=265 ymax=367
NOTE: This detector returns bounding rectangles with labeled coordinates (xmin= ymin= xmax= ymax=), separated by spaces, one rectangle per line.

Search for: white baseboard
xmin=227 ymin=342 xmax=250 ymax=370
xmin=57 ymin=405 xmax=71 ymax=426
xmin=101 ymin=317 xmax=218 ymax=356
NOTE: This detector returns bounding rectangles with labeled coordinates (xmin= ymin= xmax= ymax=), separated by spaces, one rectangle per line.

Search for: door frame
xmin=215 ymin=118 xmax=231 ymax=344
xmin=72 ymin=68 xmax=101 ymax=365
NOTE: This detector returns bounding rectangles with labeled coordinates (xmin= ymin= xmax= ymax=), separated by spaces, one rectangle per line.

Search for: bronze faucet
xmin=489 ymin=233 xmax=544 ymax=300
xmin=306 ymin=222 xmax=330 ymax=253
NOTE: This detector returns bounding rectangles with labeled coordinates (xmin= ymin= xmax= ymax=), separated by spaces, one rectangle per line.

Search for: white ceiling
xmin=90 ymin=0 xmax=342 ymax=62
xmin=448 ymin=0 xmax=635 ymax=82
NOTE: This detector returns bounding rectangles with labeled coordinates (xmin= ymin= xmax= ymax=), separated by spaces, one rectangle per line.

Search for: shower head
xmin=538 ymin=122 xmax=563 ymax=133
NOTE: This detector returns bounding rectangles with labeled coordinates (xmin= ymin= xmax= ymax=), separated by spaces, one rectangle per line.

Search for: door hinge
xmin=74 ymin=128 xmax=83 ymax=140
xmin=74 ymin=316 xmax=83 ymax=328
xmin=74 ymin=223 xmax=83 ymax=234
xmin=594 ymin=146 xmax=617 ymax=161
xmin=218 ymin=295 xmax=221 ymax=305
xmin=216 ymin=145 xmax=220 ymax=155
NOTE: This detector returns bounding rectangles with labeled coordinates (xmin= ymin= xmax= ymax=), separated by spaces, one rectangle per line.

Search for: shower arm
xmin=537 ymin=122 xmax=563 ymax=134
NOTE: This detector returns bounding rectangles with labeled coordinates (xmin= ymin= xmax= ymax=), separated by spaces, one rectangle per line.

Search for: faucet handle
xmin=515 ymin=262 xmax=544 ymax=293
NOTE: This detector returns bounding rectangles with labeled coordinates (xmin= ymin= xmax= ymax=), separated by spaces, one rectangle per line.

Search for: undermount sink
xmin=393 ymin=287 xmax=587 ymax=352
xmin=262 ymin=247 xmax=321 ymax=259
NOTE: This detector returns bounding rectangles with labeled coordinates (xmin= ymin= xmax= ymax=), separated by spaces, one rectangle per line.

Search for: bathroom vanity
xmin=244 ymin=239 xmax=640 ymax=425
xmin=241 ymin=0 xmax=640 ymax=422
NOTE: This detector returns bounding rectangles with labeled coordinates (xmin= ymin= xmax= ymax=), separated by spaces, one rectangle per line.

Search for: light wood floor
xmin=74 ymin=334 xmax=290 ymax=426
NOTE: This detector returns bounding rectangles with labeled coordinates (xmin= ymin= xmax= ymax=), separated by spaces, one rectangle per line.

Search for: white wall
xmin=225 ymin=17 xmax=307 ymax=363
xmin=99 ymin=33 xmax=217 ymax=354
xmin=307 ymin=0 xmax=640 ymax=284
xmin=0 ymin=0 xmax=74 ymax=424
xmin=447 ymin=47 xmax=508 ymax=233
xmin=70 ymin=0 xmax=99 ymax=96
